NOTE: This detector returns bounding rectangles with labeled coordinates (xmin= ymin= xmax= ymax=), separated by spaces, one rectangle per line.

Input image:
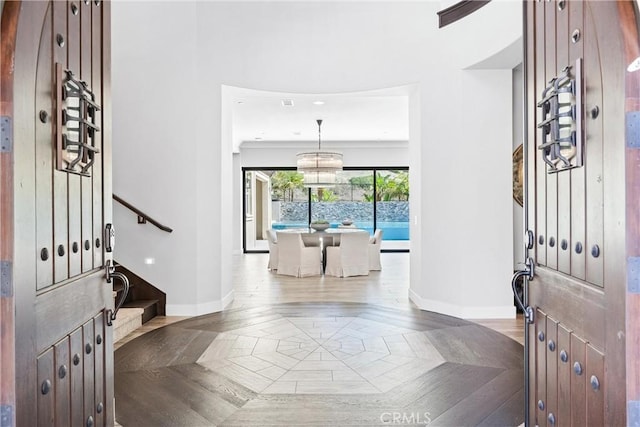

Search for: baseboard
xmin=221 ymin=289 xmax=235 ymax=309
xmin=409 ymin=288 xmax=516 ymax=319
xmin=166 ymin=289 xmax=235 ymax=316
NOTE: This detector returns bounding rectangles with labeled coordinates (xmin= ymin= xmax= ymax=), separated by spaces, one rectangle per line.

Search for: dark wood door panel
xmin=35 ymin=272 xmax=110 ymax=353
xmin=7 ymin=1 xmax=114 ymax=425
xmin=530 ymin=268 xmax=605 ymax=349
xmin=527 ymin=0 xmax=628 ymax=423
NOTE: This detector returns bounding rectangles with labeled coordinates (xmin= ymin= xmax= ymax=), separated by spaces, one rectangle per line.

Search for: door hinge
xmin=628 ymin=257 xmax=640 ymax=294
xmin=1 ymin=404 xmax=14 ymax=427
xmin=1 ymin=116 xmax=12 ymax=153
xmin=0 ymin=261 xmax=12 ymax=298
xmin=627 ymin=111 xmax=640 ymax=148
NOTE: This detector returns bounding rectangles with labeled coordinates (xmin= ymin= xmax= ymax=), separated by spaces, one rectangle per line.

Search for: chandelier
xmin=296 ymin=119 xmax=343 ymax=187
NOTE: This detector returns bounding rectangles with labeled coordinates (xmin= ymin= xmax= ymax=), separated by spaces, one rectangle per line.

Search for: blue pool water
xmin=272 ymin=221 xmax=409 ymax=240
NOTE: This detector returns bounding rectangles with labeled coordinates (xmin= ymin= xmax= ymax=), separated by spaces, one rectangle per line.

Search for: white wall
xmin=111 ymin=2 xmax=200 ymax=312
xmin=111 ymin=1 xmax=521 ymax=318
xmin=513 ymin=65 xmax=525 ymax=269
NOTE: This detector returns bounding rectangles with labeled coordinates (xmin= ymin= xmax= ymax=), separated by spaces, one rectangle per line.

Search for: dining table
xmin=276 ymin=227 xmax=370 ymax=268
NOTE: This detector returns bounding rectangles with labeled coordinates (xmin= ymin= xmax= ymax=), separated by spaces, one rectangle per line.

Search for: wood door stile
xmin=534 ymin=0 xmax=547 ymax=268
xmin=52 ymin=0 xmax=69 ymax=285
xmin=544 ymin=0 xmax=558 ymax=272
xmin=569 ymin=0 xmax=586 ymax=281
xmin=68 ymin=0 xmax=82 ymax=278
xmin=81 ymin=0 xmax=94 ymax=273
xmin=35 ymin=6 xmax=54 ymax=290
xmin=556 ymin=0 xmax=571 ymax=276
xmin=583 ymin=3 xmax=604 ymax=288
xmin=92 ymin=0 xmax=105 ymax=270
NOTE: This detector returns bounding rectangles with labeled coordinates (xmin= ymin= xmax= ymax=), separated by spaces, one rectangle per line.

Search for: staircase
xmin=110 ymin=195 xmax=171 ymax=342
xmin=113 ymin=263 xmax=166 ymax=328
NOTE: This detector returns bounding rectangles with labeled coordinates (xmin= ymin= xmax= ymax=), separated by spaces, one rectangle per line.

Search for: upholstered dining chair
xmin=368 ymin=229 xmax=383 ymax=270
xmin=266 ymin=229 xmax=278 ymax=271
xmin=276 ymin=232 xmax=322 ymax=277
xmin=325 ymin=231 xmax=370 ymax=277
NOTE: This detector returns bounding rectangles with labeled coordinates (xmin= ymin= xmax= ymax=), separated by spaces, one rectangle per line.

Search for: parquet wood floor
xmin=115 ymin=253 xmax=524 ymax=426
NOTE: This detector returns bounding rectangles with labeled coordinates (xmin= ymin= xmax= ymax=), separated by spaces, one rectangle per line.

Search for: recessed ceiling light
xmin=312 ymin=101 xmax=325 ymax=105
xmin=293 ymin=131 xmax=301 ymax=136
xmin=236 ymin=100 xmax=244 ymax=104
xmin=281 ymin=99 xmax=294 ymax=107
xmin=254 ymin=137 xmax=262 ymax=140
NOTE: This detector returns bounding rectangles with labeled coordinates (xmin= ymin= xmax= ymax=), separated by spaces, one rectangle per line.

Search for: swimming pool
xmin=272 ymin=221 xmax=410 ymax=240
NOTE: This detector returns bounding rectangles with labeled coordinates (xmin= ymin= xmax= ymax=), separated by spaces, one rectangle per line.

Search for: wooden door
xmin=1 ymin=1 xmax=114 ymax=426
xmin=524 ymin=1 xmax=639 ymax=425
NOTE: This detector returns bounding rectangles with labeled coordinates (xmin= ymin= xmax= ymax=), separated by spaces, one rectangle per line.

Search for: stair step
xmin=113 ymin=308 xmax=144 ymax=343
xmin=113 ymin=282 xmax=135 ymax=293
xmin=122 ymin=299 xmax=158 ymax=324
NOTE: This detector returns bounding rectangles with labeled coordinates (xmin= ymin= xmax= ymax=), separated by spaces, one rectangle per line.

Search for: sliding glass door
xmin=374 ymin=170 xmax=410 ymax=250
xmin=242 ymin=167 xmax=409 ymax=252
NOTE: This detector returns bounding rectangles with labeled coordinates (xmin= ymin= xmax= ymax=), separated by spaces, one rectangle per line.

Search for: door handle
xmin=105 ymin=260 xmax=130 ymax=327
xmin=512 ymin=256 xmax=535 ymax=324
xmin=105 ymin=223 xmax=115 ymax=253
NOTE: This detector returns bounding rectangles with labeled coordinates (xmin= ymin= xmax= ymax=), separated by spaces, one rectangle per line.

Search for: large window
xmin=242 ymin=167 xmax=409 ymax=252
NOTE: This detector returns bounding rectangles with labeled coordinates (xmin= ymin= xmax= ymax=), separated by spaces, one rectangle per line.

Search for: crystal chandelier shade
xmin=296 ymin=119 xmax=343 ymax=187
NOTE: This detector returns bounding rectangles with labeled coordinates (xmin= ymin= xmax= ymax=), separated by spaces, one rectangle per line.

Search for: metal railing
xmin=112 ymin=194 xmax=173 ymax=233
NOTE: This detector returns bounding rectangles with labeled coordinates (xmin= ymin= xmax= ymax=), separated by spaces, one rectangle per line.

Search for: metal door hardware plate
xmin=1 ymin=116 xmax=12 ymax=153
xmin=537 ymin=58 xmax=584 ymax=173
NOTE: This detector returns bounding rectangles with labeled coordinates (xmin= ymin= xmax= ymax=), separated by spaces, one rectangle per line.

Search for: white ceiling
xmin=231 ymin=89 xmax=409 ymax=150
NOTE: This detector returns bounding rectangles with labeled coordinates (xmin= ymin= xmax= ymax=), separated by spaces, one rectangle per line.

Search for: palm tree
xmin=271 ymin=171 xmax=304 ymax=202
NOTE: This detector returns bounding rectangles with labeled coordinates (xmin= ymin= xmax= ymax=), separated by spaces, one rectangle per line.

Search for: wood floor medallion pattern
xmin=115 ymin=303 xmax=524 ymax=426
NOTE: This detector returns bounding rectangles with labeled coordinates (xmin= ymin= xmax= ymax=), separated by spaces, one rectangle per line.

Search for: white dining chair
xmin=266 ymin=229 xmax=278 ymax=271
xmin=325 ymin=231 xmax=370 ymax=277
xmin=368 ymin=229 xmax=383 ymax=270
xmin=276 ymin=232 xmax=322 ymax=277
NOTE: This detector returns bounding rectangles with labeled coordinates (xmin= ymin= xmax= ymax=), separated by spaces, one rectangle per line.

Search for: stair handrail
xmin=113 ymin=194 xmax=173 ymax=233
